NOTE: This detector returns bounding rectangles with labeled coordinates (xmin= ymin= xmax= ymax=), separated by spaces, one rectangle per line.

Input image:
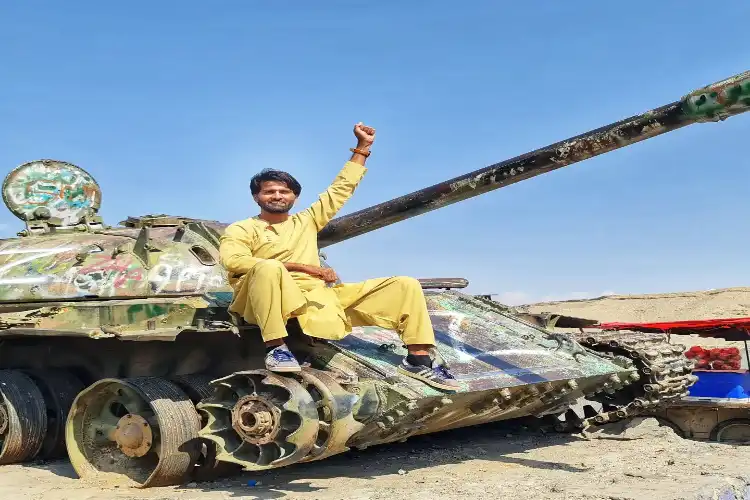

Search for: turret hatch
xmin=2 ymin=159 xmax=105 ymax=235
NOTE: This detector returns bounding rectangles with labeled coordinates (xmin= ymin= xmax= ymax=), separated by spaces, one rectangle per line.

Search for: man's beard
xmin=259 ymin=201 xmax=293 ymax=214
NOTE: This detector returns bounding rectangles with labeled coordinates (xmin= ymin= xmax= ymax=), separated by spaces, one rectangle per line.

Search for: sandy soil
xmin=519 ymin=286 xmax=750 ymax=323
xmin=0 ymin=418 xmax=746 ymax=500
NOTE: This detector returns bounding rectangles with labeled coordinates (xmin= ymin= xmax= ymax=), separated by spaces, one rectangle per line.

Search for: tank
xmin=0 ymin=70 xmax=744 ymax=488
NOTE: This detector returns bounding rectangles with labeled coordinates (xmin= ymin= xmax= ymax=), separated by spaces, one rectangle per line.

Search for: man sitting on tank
xmin=218 ymin=123 xmax=459 ymax=392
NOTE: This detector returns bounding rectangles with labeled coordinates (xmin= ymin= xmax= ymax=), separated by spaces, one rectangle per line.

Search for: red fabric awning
xmin=598 ymin=317 xmax=750 ymax=340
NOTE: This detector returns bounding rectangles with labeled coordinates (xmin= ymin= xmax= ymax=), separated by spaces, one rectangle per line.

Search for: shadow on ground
xmin=19 ymin=419 xmax=588 ymax=498
xmin=173 ymin=419 xmax=584 ymax=499
xmin=23 ymin=460 xmax=79 ymax=479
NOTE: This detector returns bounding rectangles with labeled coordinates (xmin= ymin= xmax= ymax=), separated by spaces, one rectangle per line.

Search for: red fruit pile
xmin=685 ymin=345 xmax=742 ymax=370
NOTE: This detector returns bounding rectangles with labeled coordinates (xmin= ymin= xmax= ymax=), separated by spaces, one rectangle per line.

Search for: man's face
xmin=253 ymin=180 xmax=297 ymax=214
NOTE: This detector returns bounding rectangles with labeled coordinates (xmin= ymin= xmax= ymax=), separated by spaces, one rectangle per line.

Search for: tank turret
xmin=318 ymin=70 xmax=750 ymax=247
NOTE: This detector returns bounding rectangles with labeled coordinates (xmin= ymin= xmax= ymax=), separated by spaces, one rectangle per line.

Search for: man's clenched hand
xmin=354 ymin=122 xmax=375 ymax=147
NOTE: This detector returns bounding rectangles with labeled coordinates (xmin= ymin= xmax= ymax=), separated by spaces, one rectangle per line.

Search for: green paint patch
xmin=126 ymin=303 xmax=169 ymax=322
xmin=683 ymin=72 xmax=750 ymax=120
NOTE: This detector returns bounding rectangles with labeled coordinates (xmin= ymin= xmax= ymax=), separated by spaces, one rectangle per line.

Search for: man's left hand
xmin=318 ymin=267 xmax=338 ymax=283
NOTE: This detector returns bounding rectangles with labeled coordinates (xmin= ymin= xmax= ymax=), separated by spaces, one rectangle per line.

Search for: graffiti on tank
xmin=66 ymin=257 xmax=146 ymax=296
xmin=147 ymin=251 xmax=226 ymax=294
xmin=61 ymin=253 xmax=223 ymax=297
xmin=4 ymin=162 xmax=100 ymax=226
xmin=148 ymin=263 xmax=225 ymax=294
xmin=0 ymin=238 xmax=228 ymax=300
xmin=0 ymin=246 xmax=77 ymax=286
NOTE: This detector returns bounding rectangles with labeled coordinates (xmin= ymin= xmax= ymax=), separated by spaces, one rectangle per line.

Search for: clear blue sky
xmin=1 ymin=1 xmax=748 ymax=304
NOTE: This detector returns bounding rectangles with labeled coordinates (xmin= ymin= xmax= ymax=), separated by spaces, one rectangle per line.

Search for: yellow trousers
xmin=228 ymin=260 xmax=435 ymax=346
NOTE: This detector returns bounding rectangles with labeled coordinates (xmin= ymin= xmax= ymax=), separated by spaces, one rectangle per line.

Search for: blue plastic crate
xmin=687 ymin=370 xmax=750 ymax=398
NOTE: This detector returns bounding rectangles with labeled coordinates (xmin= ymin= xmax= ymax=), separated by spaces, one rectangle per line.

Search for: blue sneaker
xmin=397 ymin=358 xmax=460 ymax=392
xmin=265 ymin=345 xmax=302 ymax=373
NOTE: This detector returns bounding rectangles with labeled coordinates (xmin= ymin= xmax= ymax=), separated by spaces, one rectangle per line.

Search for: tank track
xmin=552 ymin=330 xmax=697 ymax=430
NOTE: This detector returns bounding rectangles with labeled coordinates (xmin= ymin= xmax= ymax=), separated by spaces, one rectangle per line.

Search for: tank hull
xmin=0 ymin=288 xmax=635 ymax=486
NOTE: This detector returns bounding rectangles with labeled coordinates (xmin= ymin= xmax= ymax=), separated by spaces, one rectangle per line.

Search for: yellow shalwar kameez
xmin=218 ymin=161 xmax=435 ymax=346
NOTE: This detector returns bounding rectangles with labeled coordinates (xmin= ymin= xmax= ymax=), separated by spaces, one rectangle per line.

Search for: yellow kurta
xmin=218 ymin=161 xmax=435 ymax=345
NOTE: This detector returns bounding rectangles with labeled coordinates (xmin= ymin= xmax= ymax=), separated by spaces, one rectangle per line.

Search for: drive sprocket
xmin=291 ymin=368 xmax=364 ymax=462
xmin=196 ymin=370 xmax=319 ymax=471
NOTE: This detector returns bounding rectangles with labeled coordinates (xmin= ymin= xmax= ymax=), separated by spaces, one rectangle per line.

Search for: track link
xmin=561 ymin=330 xmax=697 ymax=429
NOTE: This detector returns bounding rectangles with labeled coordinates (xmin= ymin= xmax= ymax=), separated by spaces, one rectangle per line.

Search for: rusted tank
xmin=0 ymin=70 xmax=744 ymax=488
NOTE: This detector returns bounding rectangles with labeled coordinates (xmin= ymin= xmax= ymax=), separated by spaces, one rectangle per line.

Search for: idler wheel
xmin=0 ymin=370 xmax=47 ymax=464
xmin=65 ymin=376 xmax=201 ymax=488
xmin=197 ymin=370 xmax=319 ymax=471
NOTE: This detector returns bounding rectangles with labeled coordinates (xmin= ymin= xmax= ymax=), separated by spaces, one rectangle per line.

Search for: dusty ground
xmin=0 ymin=418 xmax=747 ymax=500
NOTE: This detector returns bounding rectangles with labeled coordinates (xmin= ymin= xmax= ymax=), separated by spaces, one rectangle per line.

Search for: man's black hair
xmin=249 ymin=169 xmax=302 ymax=196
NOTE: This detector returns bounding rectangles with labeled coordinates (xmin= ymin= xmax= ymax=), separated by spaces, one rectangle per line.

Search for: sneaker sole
xmin=267 ymin=365 xmax=302 ymax=373
xmin=397 ymin=366 xmax=459 ymax=392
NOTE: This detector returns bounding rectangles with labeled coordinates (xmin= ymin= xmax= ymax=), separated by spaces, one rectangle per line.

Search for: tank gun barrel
xmin=318 ymin=70 xmax=750 ymax=248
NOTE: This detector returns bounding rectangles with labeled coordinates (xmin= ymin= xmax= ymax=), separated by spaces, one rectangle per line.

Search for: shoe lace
xmin=272 ymin=349 xmax=296 ymax=362
xmin=433 ymin=365 xmax=455 ymax=379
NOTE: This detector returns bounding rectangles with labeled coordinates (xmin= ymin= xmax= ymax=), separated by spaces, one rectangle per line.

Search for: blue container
xmin=687 ymin=370 xmax=750 ymax=398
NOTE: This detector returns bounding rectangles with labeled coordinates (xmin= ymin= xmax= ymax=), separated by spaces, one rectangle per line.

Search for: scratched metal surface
xmin=332 ymin=290 xmax=628 ymax=392
xmin=0 ymin=226 xmax=230 ymax=302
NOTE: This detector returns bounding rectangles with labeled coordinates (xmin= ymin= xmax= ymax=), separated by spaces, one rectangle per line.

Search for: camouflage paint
xmin=682 ymin=71 xmax=750 ymax=122
xmin=195 ymin=291 xmax=637 ymax=471
xmin=0 ymin=296 xmax=209 ymax=337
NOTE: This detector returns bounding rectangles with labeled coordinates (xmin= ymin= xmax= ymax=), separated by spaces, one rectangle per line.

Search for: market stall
xmin=598 ymin=317 xmax=750 ymax=399
xmin=597 ymin=318 xmax=750 ymax=441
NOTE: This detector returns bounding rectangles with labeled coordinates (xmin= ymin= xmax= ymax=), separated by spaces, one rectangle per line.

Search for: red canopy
xmin=598 ymin=317 xmax=750 ymax=340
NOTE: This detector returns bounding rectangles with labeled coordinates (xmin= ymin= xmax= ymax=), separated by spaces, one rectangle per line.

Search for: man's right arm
xmin=218 ymin=224 xmax=263 ymax=275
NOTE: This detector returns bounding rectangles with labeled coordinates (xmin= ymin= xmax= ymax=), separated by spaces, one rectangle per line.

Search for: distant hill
xmin=515 ymin=287 xmax=750 ymax=323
